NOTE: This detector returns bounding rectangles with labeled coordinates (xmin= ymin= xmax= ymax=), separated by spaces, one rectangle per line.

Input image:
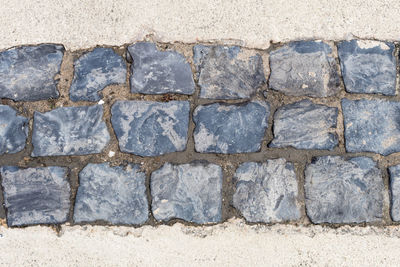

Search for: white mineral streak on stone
xmin=194 ymin=123 xmax=229 ymax=154
xmin=357 ymin=40 xmax=390 ymax=50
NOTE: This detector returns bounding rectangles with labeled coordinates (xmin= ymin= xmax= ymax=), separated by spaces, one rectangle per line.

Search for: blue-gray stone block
xmin=193 ymin=45 xmax=265 ymax=99
xmin=389 ymin=165 xmax=400 ymax=221
xmin=0 ymin=105 xmax=28 ymax=155
xmin=0 ymin=44 xmax=64 ymax=101
xmin=128 ymin=42 xmax=195 ymax=95
xmin=70 ymin=48 xmax=127 ymax=102
xmin=193 ymin=102 xmax=269 ymax=154
xmin=233 ymin=158 xmax=301 ymax=223
xmin=111 ymin=100 xmax=190 ymax=156
xmin=32 ymin=105 xmax=110 ymax=156
xmin=151 ymin=162 xmax=222 ymax=224
xmin=1 ymin=166 xmax=70 ymax=226
xmin=305 ymin=156 xmax=383 ymax=223
xmin=269 ymin=100 xmax=338 ymax=150
xmin=74 ymin=163 xmax=148 ymax=225
xmin=269 ymin=41 xmax=340 ymax=97
xmin=342 ymin=98 xmax=400 ymax=156
xmin=338 ymin=40 xmax=396 ymax=95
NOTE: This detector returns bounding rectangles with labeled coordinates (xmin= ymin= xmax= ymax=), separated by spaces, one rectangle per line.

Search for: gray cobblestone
xmin=389 ymin=165 xmax=400 ymax=221
xmin=0 ymin=105 xmax=28 ymax=155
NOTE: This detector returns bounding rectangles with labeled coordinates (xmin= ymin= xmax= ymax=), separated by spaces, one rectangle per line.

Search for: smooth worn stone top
xmin=389 ymin=165 xmax=400 ymax=221
xmin=151 ymin=162 xmax=223 ymax=224
xmin=342 ymin=98 xmax=400 ymax=156
xmin=128 ymin=42 xmax=195 ymax=95
xmin=74 ymin=163 xmax=148 ymax=225
xmin=305 ymin=156 xmax=383 ymax=224
xmin=0 ymin=105 xmax=28 ymax=155
xmin=111 ymin=100 xmax=190 ymax=157
xmin=0 ymin=44 xmax=64 ymax=101
xmin=70 ymin=47 xmax=127 ymax=102
xmin=32 ymin=105 xmax=110 ymax=156
xmin=193 ymin=101 xmax=270 ymax=154
xmin=233 ymin=158 xmax=301 ymax=223
xmin=269 ymin=41 xmax=340 ymax=97
xmin=1 ymin=166 xmax=70 ymax=226
xmin=338 ymin=40 xmax=396 ymax=95
xmin=193 ymin=45 xmax=265 ymax=99
xmin=269 ymin=100 xmax=338 ymax=150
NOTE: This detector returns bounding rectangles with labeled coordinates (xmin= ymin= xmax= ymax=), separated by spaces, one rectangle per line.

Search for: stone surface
xmin=342 ymin=99 xmax=400 ymax=156
xmin=111 ymin=101 xmax=190 ymax=156
xmin=193 ymin=45 xmax=265 ymax=99
xmin=1 ymin=166 xmax=70 ymax=226
xmin=0 ymin=105 xmax=28 ymax=155
xmin=128 ymin=42 xmax=195 ymax=95
xmin=269 ymin=100 xmax=338 ymax=150
xmin=338 ymin=40 xmax=396 ymax=95
xmin=269 ymin=41 xmax=340 ymax=97
xmin=389 ymin=165 xmax=400 ymax=221
xmin=0 ymin=44 xmax=64 ymax=101
xmin=70 ymin=48 xmax=127 ymax=102
xmin=305 ymin=156 xmax=383 ymax=223
xmin=233 ymin=158 xmax=301 ymax=223
xmin=193 ymin=102 xmax=269 ymax=154
xmin=74 ymin=163 xmax=148 ymax=225
xmin=32 ymin=105 xmax=110 ymax=156
xmin=151 ymin=162 xmax=222 ymax=224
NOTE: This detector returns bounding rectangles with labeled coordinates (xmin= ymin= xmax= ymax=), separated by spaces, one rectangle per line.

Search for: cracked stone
xmin=305 ymin=156 xmax=383 ymax=223
xmin=0 ymin=44 xmax=64 ymax=101
xmin=70 ymin=48 xmax=127 ymax=102
xmin=269 ymin=100 xmax=338 ymax=150
xmin=193 ymin=101 xmax=269 ymax=154
xmin=32 ymin=105 xmax=110 ymax=156
xmin=233 ymin=158 xmax=301 ymax=223
xmin=151 ymin=162 xmax=222 ymax=224
xmin=128 ymin=42 xmax=195 ymax=95
xmin=193 ymin=45 xmax=265 ymax=99
xmin=0 ymin=105 xmax=28 ymax=155
xmin=74 ymin=163 xmax=148 ymax=225
xmin=269 ymin=41 xmax=340 ymax=97
xmin=338 ymin=40 xmax=396 ymax=95
xmin=389 ymin=165 xmax=400 ymax=221
xmin=1 ymin=166 xmax=70 ymax=226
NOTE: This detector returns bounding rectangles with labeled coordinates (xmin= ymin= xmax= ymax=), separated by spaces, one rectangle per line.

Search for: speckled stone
xmin=269 ymin=41 xmax=340 ymax=97
xmin=111 ymin=100 xmax=190 ymax=157
xmin=338 ymin=40 xmax=396 ymax=95
xmin=342 ymin=98 xmax=400 ymax=156
xmin=389 ymin=165 xmax=400 ymax=221
xmin=74 ymin=163 xmax=148 ymax=225
xmin=0 ymin=105 xmax=28 ymax=155
xmin=70 ymin=48 xmax=127 ymax=102
xmin=32 ymin=105 xmax=110 ymax=156
xmin=193 ymin=102 xmax=269 ymax=154
xmin=305 ymin=156 xmax=383 ymax=224
xmin=233 ymin=159 xmax=301 ymax=223
xmin=193 ymin=45 xmax=265 ymax=99
xmin=128 ymin=42 xmax=195 ymax=95
xmin=151 ymin=162 xmax=222 ymax=224
xmin=0 ymin=44 xmax=64 ymax=101
xmin=1 ymin=166 xmax=70 ymax=226
xmin=269 ymin=100 xmax=338 ymax=150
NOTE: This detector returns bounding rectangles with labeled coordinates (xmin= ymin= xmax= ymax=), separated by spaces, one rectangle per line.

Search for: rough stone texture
xmin=0 ymin=105 xmax=28 ymax=155
xmin=70 ymin=48 xmax=127 ymax=102
xmin=233 ymin=158 xmax=301 ymax=223
xmin=0 ymin=166 xmax=70 ymax=226
xmin=305 ymin=156 xmax=383 ymax=224
xmin=193 ymin=102 xmax=269 ymax=154
xmin=74 ymin=163 xmax=148 ymax=225
xmin=111 ymin=101 xmax=190 ymax=156
xmin=151 ymin=162 xmax=222 ymax=224
xmin=193 ymin=45 xmax=265 ymax=99
xmin=128 ymin=42 xmax=195 ymax=95
xmin=389 ymin=165 xmax=400 ymax=221
xmin=0 ymin=44 xmax=64 ymax=101
xmin=269 ymin=41 xmax=340 ymax=97
xmin=338 ymin=40 xmax=396 ymax=95
xmin=32 ymin=105 xmax=110 ymax=156
xmin=269 ymin=100 xmax=338 ymax=150
xmin=342 ymin=99 xmax=400 ymax=156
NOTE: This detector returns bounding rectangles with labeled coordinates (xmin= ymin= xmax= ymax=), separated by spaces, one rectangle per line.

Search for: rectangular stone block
xmin=0 ymin=105 xmax=28 ymax=155
xmin=389 ymin=165 xmax=400 ymax=221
